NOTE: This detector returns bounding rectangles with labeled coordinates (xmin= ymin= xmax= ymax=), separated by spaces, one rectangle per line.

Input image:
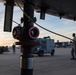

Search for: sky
xmin=0 ymin=3 xmax=76 ymax=46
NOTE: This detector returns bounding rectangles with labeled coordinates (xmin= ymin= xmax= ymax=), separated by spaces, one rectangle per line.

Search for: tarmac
xmin=0 ymin=48 xmax=76 ymax=75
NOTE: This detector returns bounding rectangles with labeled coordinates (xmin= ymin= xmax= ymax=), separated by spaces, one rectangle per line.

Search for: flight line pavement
xmin=0 ymin=48 xmax=76 ymax=75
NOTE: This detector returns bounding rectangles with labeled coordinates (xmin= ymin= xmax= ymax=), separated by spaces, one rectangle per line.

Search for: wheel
xmin=0 ymin=49 xmax=3 ymax=54
xmin=38 ymin=51 xmax=44 ymax=57
xmin=51 ymin=50 xmax=55 ymax=56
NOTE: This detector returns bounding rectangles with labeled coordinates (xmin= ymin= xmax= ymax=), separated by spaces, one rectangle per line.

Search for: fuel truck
xmin=33 ymin=36 xmax=55 ymax=57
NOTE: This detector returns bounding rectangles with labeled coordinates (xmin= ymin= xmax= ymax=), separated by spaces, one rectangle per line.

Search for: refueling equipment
xmin=12 ymin=26 xmax=22 ymax=40
xmin=29 ymin=26 xmax=39 ymax=39
xmin=12 ymin=26 xmax=39 ymax=40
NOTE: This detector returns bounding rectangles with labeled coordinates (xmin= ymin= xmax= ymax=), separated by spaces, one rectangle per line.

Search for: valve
xmin=29 ymin=26 xmax=39 ymax=39
xmin=12 ymin=26 xmax=22 ymax=40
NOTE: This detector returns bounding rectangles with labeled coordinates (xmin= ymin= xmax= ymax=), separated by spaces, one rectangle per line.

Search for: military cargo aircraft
xmin=0 ymin=0 xmax=76 ymax=75
xmin=0 ymin=0 xmax=76 ymax=20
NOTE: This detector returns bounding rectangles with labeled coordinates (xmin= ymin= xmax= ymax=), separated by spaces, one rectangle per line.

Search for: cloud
xmin=0 ymin=3 xmax=76 ymax=46
xmin=63 ymin=20 xmax=74 ymax=25
xmin=0 ymin=4 xmax=22 ymax=46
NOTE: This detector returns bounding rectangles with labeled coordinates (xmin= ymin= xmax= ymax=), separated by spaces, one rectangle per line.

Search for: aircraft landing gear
xmin=12 ymin=0 xmax=40 ymax=75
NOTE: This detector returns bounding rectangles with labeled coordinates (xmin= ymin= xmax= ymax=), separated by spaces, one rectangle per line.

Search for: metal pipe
xmin=20 ymin=0 xmax=35 ymax=75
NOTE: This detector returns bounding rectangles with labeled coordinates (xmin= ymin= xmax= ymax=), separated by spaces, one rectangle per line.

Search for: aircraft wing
xmin=0 ymin=0 xmax=76 ymax=21
xmin=34 ymin=0 xmax=76 ymax=21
